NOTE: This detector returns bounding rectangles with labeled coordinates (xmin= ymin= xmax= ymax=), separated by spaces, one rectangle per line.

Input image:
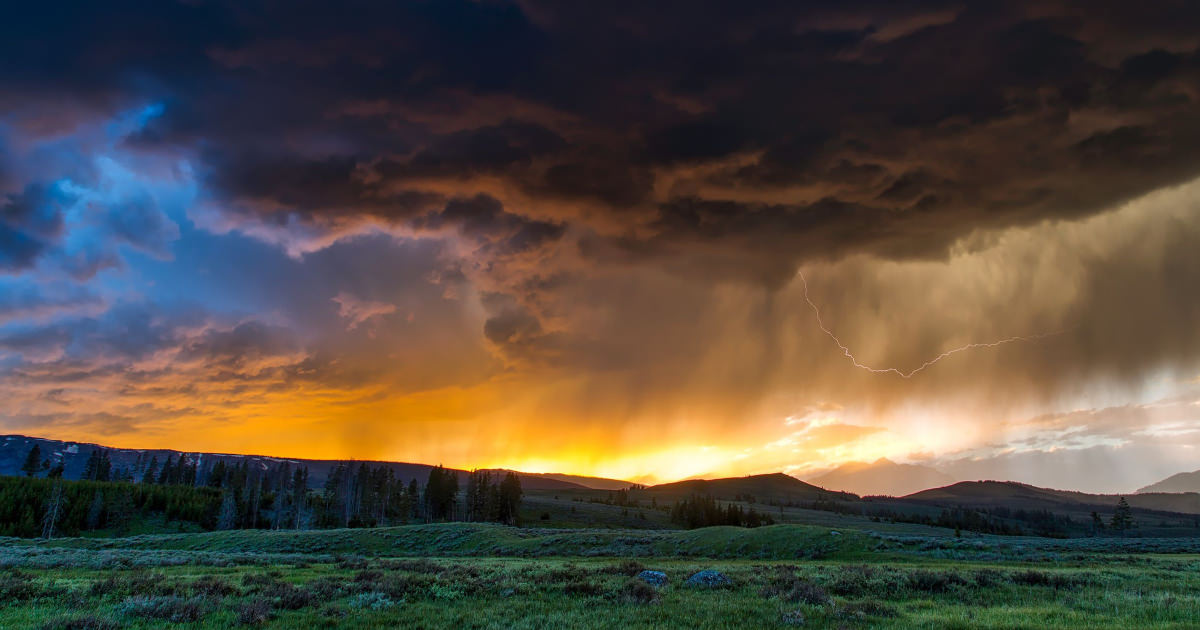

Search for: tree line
xmin=669 ymin=494 xmax=775 ymax=528
xmin=2 ymin=445 xmax=523 ymax=538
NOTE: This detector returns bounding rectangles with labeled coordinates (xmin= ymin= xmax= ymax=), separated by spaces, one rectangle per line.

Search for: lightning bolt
xmin=797 ymin=269 xmax=1061 ymax=378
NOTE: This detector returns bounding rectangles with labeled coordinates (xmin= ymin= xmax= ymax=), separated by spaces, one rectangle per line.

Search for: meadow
xmin=4 ymin=523 xmax=1200 ymax=629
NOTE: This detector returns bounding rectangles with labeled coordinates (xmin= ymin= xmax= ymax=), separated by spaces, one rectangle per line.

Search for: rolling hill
xmin=638 ymin=472 xmax=855 ymax=503
xmin=807 ymin=458 xmax=956 ymax=497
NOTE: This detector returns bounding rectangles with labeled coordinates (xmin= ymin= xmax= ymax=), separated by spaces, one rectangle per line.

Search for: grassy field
xmin=3 ymin=523 xmax=1200 ymax=629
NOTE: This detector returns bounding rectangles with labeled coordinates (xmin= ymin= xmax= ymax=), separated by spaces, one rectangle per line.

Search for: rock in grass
xmin=636 ymin=570 xmax=668 ymax=587
xmin=684 ymin=570 xmax=731 ymax=588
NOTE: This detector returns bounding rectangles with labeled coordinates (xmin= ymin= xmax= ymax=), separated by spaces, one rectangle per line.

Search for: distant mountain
xmin=1137 ymin=470 xmax=1200 ymax=494
xmin=639 ymin=472 xmax=856 ymax=503
xmin=903 ymin=480 xmax=1200 ymax=515
xmin=0 ymin=434 xmax=629 ymax=491
xmin=807 ymin=458 xmax=955 ymax=497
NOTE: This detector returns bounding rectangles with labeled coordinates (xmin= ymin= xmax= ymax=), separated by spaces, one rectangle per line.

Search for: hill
xmin=903 ymin=480 xmax=1200 ymax=515
xmin=1138 ymin=470 xmax=1200 ymax=494
xmin=637 ymin=472 xmax=855 ymax=503
xmin=0 ymin=435 xmax=626 ymax=492
xmin=807 ymin=458 xmax=955 ymax=496
xmin=522 ymin=472 xmax=635 ymax=490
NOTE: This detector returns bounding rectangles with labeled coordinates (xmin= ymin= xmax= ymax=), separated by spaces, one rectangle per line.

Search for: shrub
xmin=191 ymin=575 xmax=238 ymax=597
xmin=39 ymin=617 xmax=118 ymax=630
xmin=335 ymin=556 xmax=369 ymax=570
xmin=267 ymin=582 xmax=314 ymax=610
xmin=563 ymin=580 xmax=604 ymax=597
xmin=429 ymin=583 xmax=465 ymax=600
xmin=603 ymin=560 xmax=647 ymax=576
xmin=906 ymin=570 xmax=968 ymax=593
xmin=303 ymin=577 xmax=346 ymax=600
xmin=761 ymin=570 xmax=832 ymax=606
xmin=241 ymin=572 xmax=283 ymax=590
xmin=0 ymin=570 xmax=41 ymax=601
xmin=614 ymin=578 xmax=660 ymax=604
xmin=353 ymin=570 xmax=384 ymax=583
xmin=972 ymin=569 xmax=1004 ymax=588
xmin=349 ymin=591 xmax=397 ymax=610
xmin=117 ymin=595 xmax=209 ymax=622
xmin=235 ymin=598 xmax=274 ymax=625
xmin=1010 ymin=569 xmax=1090 ymax=589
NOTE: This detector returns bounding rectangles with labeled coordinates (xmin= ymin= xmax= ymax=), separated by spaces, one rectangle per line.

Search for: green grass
xmin=18 ymin=523 xmax=866 ymax=561
xmin=5 ymin=523 xmax=1200 ymax=628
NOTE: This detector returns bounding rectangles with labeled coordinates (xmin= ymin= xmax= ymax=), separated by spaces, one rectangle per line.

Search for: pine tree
xmin=21 ymin=444 xmax=42 ymax=477
xmin=497 ymin=471 xmax=522 ymax=525
xmin=1111 ymin=497 xmax=1135 ymax=536
xmin=83 ymin=450 xmax=99 ymax=481
xmin=143 ymin=456 xmax=158 ymax=483
xmin=158 ymin=456 xmax=175 ymax=484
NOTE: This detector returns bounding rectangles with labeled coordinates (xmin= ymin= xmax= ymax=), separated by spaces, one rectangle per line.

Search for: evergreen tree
xmin=1111 ymin=497 xmax=1135 ymax=536
xmin=158 ymin=456 xmax=175 ymax=485
xmin=21 ymin=444 xmax=42 ymax=477
xmin=423 ymin=466 xmax=459 ymax=521
xmin=96 ymin=450 xmax=112 ymax=482
xmin=292 ymin=467 xmax=308 ymax=529
xmin=497 ymin=471 xmax=522 ymax=525
xmin=143 ymin=456 xmax=158 ymax=483
xmin=82 ymin=450 xmax=99 ymax=481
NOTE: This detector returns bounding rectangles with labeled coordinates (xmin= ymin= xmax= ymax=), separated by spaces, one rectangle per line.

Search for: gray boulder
xmin=636 ymin=570 xmax=668 ymax=587
xmin=685 ymin=570 xmax=732 ymax=588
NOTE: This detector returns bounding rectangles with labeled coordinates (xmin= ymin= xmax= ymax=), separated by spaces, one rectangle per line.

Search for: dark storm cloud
xmin=7 ymin=0 xmax=1188 ymax=281
xmin=415 ymin=194 xmax=566 ymax=255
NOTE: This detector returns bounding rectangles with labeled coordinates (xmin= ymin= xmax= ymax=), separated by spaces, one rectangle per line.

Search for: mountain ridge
xmin=0 ymin=434 xmax=632 ymax=491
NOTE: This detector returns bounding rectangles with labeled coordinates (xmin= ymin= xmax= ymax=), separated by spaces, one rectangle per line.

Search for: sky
xmin=3 ymin=1 xmax=1200 ymax=492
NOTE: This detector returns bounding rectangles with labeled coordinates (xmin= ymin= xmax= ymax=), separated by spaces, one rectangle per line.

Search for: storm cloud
xmin=2 ymin=0 xmax=1200 ymax=484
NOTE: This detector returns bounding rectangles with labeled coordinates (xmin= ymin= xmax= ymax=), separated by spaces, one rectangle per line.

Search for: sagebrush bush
xmin=906 ymin=570 xmax=968 ymax=593
xmin=191 ymin=575 xmax=238 ymax=597
xmin=235 ymin=598 xmax=274 ymax=625
xmin=0 ymin=570 xmax=42 ymax=601
xmin=349 ymin=591 xmax=397 ymax=610
xmin=90 ymin=572 xmax=180 ymax=598
xmin=39 ymin=616 xmax=118 ymax=630
xmin=614 ymin=578 xmax=659 ymax=604
xmin=265 ymin=582 xmax=314 ymax=610
xmin=761 ymin=569 xmax=832 ymax=606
